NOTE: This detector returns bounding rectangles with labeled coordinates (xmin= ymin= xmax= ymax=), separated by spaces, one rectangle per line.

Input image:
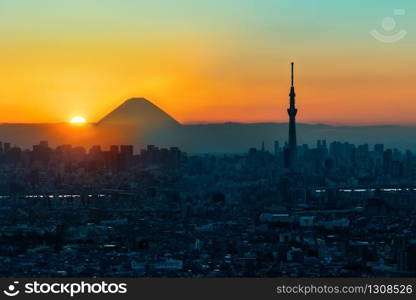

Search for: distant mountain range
xmin=1 ymin=98 xmax=416 ymax=153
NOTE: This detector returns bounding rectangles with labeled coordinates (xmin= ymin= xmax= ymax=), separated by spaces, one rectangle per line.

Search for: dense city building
xmin=0 ymin=137 xmax=416 ymax=277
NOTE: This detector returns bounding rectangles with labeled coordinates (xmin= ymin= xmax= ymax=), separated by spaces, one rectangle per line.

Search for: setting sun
xmin=69 ymin=116 xmax=87 ymax=125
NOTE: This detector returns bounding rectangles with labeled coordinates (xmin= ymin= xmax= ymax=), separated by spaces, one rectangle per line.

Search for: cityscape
xmin=0 ymin=63 xmax=415 ymax=277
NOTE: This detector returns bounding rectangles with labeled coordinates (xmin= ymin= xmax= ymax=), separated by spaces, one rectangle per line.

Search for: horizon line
xmin=1 ymin=121 xmax=416 ymax=128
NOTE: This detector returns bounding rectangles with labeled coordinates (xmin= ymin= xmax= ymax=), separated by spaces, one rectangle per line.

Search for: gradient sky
xmin=0 ymin=0 xmax=415 ymax=125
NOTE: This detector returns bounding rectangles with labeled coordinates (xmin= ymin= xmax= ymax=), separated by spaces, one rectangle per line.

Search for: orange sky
xmin=0 ymin=0 xmax=415 ymax=125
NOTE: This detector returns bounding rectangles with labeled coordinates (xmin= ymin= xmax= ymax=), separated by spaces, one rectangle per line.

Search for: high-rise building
xmin=110 ymin=145 xmax=119 ymax=155
xmin=89 ymin=145 xmax=102 ymax=156
xmin=39 ymin=140 xmax=49 ymax=148
xmin=374 ymin=144 xmax=384 ymax=154
xmin=120 ymin=145 xmax=134 ymax=157
xmin=120 ymin=145 xmax=134 ymax=168
xmin=274 ymin=141 xmax=280 ymax=156
xmin=4 ymin=142 xmax=11 ymax=153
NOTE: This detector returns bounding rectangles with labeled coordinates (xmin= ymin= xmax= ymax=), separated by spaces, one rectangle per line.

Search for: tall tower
xmin=287 ymin=62 xmax=297 ymax=168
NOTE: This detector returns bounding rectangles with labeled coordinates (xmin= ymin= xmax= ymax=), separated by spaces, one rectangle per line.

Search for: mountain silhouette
xmin=97 ymin=97 xmax=180 ymax=128
xmin=95 ymin=98 xmax=181 ymax=147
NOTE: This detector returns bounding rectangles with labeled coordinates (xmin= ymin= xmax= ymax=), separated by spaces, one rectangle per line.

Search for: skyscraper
xmin=285 ymin=62 xmax=298 ymax=169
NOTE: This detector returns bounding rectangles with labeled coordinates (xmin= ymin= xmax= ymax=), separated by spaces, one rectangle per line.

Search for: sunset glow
xmin=69 ymin=116 xmax=87 ymax=125
xmin=0 ymin=0 xmax=415 ymax=125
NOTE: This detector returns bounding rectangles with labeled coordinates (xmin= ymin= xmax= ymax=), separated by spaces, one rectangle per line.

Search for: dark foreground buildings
xmin=0 ymin=137 xmax=416 ymax=277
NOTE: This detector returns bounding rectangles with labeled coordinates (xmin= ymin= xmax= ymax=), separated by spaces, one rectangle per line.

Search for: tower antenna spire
xmin=291 ymin=62 xmax=294 ymax=87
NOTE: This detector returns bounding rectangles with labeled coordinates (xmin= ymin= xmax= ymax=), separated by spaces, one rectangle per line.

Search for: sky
xmin=0 ymin=0 xmax=415 ymax=125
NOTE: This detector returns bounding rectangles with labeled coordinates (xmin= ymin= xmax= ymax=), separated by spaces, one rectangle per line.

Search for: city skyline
xmin=0 ymin=0 xmax=415 ymax=125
